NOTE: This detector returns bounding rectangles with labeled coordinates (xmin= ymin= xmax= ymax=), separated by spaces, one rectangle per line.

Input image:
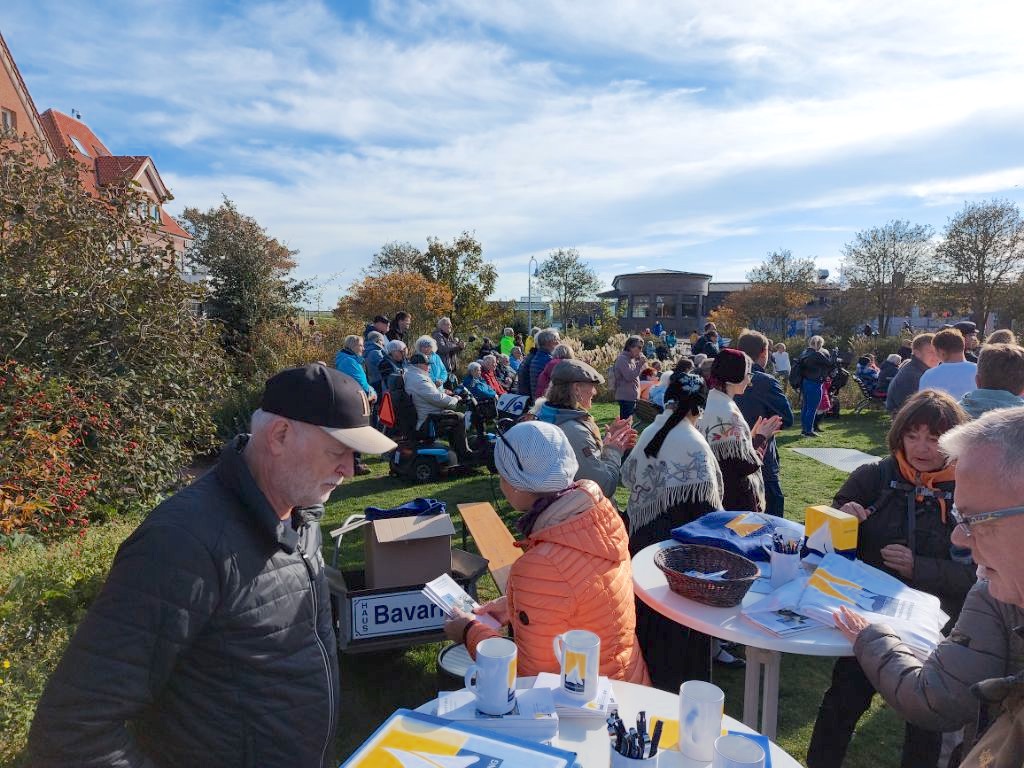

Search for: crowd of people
xmin=24 ymin=307 xmax=1024 ymax=768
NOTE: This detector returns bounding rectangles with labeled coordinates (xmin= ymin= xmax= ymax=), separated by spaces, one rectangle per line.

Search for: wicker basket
xmin=654 ymin=544 xmax=759 ymax=608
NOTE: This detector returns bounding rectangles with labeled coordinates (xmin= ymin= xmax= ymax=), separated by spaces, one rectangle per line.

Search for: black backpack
xmin=789 ymin=358 xmax=804 ymax=389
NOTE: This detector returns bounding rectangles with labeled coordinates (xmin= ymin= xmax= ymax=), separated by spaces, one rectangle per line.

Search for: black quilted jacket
xmin=28 ymin=436 xmax=340 ymax=768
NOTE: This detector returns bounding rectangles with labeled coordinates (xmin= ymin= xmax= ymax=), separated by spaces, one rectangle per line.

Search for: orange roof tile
xmin=95 ymin=155 xmax=148 ymax=186
xmin=0 ymin=31 xmax=56 ymax=162
xmin=159 ymin=209 xmax=192 ymax=240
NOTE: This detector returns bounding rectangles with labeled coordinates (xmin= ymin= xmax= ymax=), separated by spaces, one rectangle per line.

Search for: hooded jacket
xmin=958 ymin=388 xmax=1024 ymax=420
xmin=536 ymin=401 xmax=623 ymax=499
xmin=28 ymin=437 xmax=339 ymax=768
xmin=465 ymin=481 xmax=649 ymax=685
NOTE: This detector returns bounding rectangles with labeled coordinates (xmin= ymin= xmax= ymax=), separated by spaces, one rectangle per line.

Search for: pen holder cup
xmin=610 ymin=743 xmax=660 ymax=767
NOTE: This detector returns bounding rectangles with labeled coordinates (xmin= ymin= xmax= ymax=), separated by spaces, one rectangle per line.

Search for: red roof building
xmin=0 ymin=29 xmax=55 ymax=164
xmin=40 ymin=108 xmax=192 ymax=263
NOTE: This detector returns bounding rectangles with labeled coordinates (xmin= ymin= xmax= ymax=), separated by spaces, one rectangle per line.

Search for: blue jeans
xmin=618 ymin=400 xmax=637 ymax=420
xmin=763 ymin=475 xmax=785 ymax=517
xmin=801 ymin=378 xmax=823 ymax=434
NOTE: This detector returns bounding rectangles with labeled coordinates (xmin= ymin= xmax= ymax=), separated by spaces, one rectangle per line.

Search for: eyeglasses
xmin=496 ymin=425 xmax=525 ymax=473
xmin=950 ymin=504 xmax=1024 ymax=536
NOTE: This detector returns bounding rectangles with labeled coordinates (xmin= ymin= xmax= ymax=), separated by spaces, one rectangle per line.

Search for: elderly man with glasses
xmin=833 ymin=407 xmax=1024 ymax=767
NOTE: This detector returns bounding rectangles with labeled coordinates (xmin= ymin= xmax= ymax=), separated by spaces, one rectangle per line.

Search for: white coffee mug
xmin=678 ymin=680 xmax=725 ymax=762
xmin=464 ymin=637 xmax=517 ymax=716
xmin=552 ymin=629 xmax=600 ymax=702
xmin=769 ymin=549 xmax=801 ymax=589
xmin=713 ymin=734 xmax=766 ymax=768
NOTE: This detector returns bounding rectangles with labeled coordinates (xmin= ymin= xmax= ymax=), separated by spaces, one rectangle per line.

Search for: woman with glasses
xmin=806 ymin=389 xmax=974 ymax=768
xmin=441 ymin=420 xmax=649 ymax=684
xmin=621 ymin=372 xmax=723 ymax=689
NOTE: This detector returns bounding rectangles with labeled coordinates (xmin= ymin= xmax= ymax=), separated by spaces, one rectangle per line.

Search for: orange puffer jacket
xmin=466 ymin=480 xmax=649 ymax=684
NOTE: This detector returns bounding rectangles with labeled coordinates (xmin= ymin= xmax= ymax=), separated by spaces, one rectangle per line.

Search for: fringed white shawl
xmin=622 ymin=410 xmax=723 ymax=534
xmin=697 ymin=388 xmax=766 ymax=510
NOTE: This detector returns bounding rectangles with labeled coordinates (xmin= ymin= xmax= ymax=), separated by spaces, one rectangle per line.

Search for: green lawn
xmin=325 ymin=406 xmax=899 ymax=766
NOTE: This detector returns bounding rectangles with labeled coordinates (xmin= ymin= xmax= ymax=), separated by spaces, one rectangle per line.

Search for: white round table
xmin=633 ymin=540 xmax=852 ymax=740
xmin=419 ymin=677 xmax=802 ymax=767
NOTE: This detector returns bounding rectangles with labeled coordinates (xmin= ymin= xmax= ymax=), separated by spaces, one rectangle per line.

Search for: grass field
xmin=324 ymin=405 xmax=899 ymax=766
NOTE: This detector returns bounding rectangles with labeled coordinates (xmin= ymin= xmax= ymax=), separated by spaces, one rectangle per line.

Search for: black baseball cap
xmin=953 ymin=321 xmax=978 ymax=335
xmin=373 ymin=315 xmax=390 ymax=325
xmin=261 ymin=365 xmax=396 ymax=454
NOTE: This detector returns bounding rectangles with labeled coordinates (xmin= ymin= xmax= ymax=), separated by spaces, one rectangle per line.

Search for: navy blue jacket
xmin=735 ymin=363 xmax=794 ymax=480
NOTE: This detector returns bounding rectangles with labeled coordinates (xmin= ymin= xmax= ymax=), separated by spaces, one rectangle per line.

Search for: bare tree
xmin=936 ymin=199 xmax=1024 ymax=327
xmin=842 ymin=220 xmax=934 ymax=335
xmin=536 ymin=248 xmax=603 ymax=328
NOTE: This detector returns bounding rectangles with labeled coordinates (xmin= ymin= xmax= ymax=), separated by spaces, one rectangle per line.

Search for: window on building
xmin=654 ymin=294 xmax=676 ymax=317
xmin=69 ymin=135 xmax=91 ymax=157
xmin=679 ymin=300 xmax=699 ymax=317
xmin=1 ymin=108 xmax=15 ymax=133
xmin=631 ymin=296 xmax=650 ymax=318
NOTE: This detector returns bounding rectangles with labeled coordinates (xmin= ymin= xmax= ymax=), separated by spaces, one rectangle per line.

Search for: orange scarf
xmin=894 ymin=451 xmax=956 ymax=523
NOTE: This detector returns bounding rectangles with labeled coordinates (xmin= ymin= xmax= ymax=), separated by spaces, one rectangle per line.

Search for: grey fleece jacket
xmin=854 ymin=579 xmax=1024 ymax=732
xmin=535 ymin=402 xmax=623 ymax=499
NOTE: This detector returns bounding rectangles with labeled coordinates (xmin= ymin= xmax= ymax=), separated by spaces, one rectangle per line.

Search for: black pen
xmin=627 ymin=728 xmax=638 ymax=758
xmin=649 ymin=720 xmax=664 ymax=757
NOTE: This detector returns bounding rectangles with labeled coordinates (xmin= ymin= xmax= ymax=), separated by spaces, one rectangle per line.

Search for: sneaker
xmin=801 ymin=431 xmax=816 ymax=438
xmin=713 ymin=647 xmax=746 ymax=669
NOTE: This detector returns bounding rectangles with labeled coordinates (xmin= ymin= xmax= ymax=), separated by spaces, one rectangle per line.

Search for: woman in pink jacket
xmin=444 ymin=420 xmax=649 ymax=684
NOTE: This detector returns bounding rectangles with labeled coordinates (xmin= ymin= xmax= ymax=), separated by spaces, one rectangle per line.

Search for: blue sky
xmin=5 ymin=0 xmax=1024 ymax=309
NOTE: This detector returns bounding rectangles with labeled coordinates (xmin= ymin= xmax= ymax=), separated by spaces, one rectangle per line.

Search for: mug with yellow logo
xmin=464 ymin=637 xmax=517 ymax=715
xmin=552 ymin=629 xmax=600 ymax=702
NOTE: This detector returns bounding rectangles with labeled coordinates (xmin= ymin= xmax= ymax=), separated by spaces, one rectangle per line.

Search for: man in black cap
xmin=954 ymin=320 xmax=980 ymax=362
xmin=364 ymin=314 xmax=390 ymax=339
xmin=29 ymin=365 xmax=396 ymax=768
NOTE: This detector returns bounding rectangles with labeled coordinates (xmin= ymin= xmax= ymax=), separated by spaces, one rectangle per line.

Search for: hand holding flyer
xmin=422 ymin=574 xmax=502 ymax=630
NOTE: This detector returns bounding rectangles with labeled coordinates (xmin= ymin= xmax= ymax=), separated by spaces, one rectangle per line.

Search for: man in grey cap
xmin=30 ymin=364 xmax=396 ymax=768
xmin=534 ymin=359 xmax=637 ymax=499
xmin=954 ymin=321 xmax=981 ymax=363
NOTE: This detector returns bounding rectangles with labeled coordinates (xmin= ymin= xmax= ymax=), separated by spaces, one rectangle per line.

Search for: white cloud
xmin=6 ymin=0 xmax=1024 ymax=307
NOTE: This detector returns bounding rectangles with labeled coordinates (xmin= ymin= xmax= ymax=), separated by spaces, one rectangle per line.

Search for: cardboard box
xmin=804 ymin=505 xmax=858 ymax=560
xmin=326 ymin=548 xmax=489 ymax=653
xmin=364 ymin=513 xmax=456 ymax=589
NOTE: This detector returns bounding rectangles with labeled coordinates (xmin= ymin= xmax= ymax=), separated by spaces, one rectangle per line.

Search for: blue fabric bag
xmin=364 ymin=498 xmax=446 ymax=520
xmin=671 ymin=511 xmax=804 ymax=563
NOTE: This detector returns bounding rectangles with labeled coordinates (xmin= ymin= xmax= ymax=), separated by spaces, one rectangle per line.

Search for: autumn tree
xmin=181 ymin=198 xmax=308 ymax=356
xmin=935 ymin=199 xmax=1024 ymax=328
xmin=842 ymin=220 xmax=934 ymax=335
xmin=368 ymin=232 xmax=497 ymax=329
xmin=536 ymin=248 xmax=603 ymax=328
xmin=820 ymin=284 xmax=874 ymax=339
xmin=336 ymin=273 xmax=453 ymax=338
xmin=745 ymin=249 xmax=817 ymax=333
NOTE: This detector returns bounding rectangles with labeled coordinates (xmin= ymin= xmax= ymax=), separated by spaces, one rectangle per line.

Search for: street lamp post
xmin=527 ymin=255 xmax=539 ymax=334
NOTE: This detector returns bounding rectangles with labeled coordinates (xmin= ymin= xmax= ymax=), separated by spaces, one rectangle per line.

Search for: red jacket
xmin=482 ymin=368 xmax=506 ymax=396
xmin=467 ymin=481 xmax=649 ymax=684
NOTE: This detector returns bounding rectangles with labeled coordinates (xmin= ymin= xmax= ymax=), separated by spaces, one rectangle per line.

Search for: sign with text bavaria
xmin=350 ymin=588 xmax=448 ymax=640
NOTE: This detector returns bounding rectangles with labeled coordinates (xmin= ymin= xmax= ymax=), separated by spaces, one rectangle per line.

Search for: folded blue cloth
xmin=364 ymin=498 xmax=447 ymax=520
xmin=671 ymin=511 xmax=804 ymax=562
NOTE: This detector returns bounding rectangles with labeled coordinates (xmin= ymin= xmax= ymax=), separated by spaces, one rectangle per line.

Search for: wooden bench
xmin=457 ymin=502 xmax=522 ymax=595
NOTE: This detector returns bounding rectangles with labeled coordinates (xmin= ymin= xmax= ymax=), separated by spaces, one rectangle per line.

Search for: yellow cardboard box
xmin=804 ymin=505 xmax=858 ymax=559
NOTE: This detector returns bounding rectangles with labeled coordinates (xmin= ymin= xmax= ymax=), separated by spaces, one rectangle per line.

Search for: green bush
xmin=0 ymin=138 xmax=229 ymax=514
xmin=0 ymin=517 xmax=139 ymax=766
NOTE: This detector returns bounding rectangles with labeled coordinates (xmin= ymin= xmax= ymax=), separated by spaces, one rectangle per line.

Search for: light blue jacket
xmin=334 ymin=348 xmax=371 ymax=394
xmin=429 ymin=353 xmax=448 ymax=387
xmin=958 ymin=388 xmax=1024 ymax=420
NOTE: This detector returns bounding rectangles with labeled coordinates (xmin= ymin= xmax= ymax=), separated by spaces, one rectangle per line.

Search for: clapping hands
xmin=605 ymin=417 xmax=638 ymax=452
xmin=752 ymin=415 xmax=784 ymax=438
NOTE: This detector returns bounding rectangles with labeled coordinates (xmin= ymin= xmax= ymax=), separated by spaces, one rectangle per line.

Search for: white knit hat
xmin=495 ymin=420 xmax=579 ymax=493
